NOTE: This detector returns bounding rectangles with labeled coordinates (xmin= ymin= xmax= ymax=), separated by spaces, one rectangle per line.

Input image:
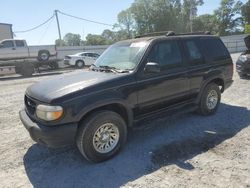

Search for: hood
xmin=26 ymin=70 xmax=122 ymax=103
xmin=245 ymin=35 xmax=250 ymax=50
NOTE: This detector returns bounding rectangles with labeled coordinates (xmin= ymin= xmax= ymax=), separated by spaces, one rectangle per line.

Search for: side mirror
xmin=0 ymin=44 xmax=3 ymax=48
xmin=144 ymin=62 xmax=160 ymax=73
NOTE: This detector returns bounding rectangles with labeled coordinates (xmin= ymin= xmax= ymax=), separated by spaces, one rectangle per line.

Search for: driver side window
xmin=147 ymin=40 xmax=183 ymax=70
xmin=2 ymin=41 xmax=14 ymax=48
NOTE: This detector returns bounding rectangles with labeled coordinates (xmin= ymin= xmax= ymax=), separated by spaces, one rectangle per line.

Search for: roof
xmin=0 ymin=23 xmax=12 ymax=26
xmin=115 ymin=33 xmax=217 ymax=46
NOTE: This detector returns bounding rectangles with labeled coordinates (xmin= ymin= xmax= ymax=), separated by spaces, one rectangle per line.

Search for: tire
xmin=75 ymin=60 xmax=85 ymax=69
xmin=20 ymin=63 xmax=34 ymax=77
xmin=197 ymin=83 xmax=221 ymax=115
xmin=49 ymin=61 xmax=59 ymax=69
xmin=76 ymin=111 xmax=127 ymax=163
xmin=38 ymin=50 xmax=50 ymax=62
xmin=238 ymin=72 xmax=247 ymax=79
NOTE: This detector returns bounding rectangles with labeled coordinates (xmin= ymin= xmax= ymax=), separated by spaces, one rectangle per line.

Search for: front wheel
xmin=197 ymin=83 xmax=221 ymax=115
xmin=75 ymin=60 xmax=85 ymax=68
xmin=76 ymin=111 xmax=127 ymax=163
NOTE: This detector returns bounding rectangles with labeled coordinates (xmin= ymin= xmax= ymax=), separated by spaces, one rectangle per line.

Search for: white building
xmin=0 ymin=23 xmax=13 ymax=41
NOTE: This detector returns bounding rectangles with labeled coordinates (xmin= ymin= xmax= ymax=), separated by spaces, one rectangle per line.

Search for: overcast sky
xmin=0 ymin=0 xmax=247 ymax=45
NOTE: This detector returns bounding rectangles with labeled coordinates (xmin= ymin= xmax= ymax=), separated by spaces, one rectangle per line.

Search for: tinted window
xmin=87 ymin=53 xmax=96 ymax=58
xmin=201 ymin=38 xmax=230 ymax=61
xmin=184 ymin=40 xmax=204 ymax=65
xmin=81 ymin=53 xmax=88 ymax=57
xmin=16 ymin=40 xmax=25 ymax=47
xmin=93 ymin=53 xmax=100 ymax=58
xmin=2 ymin=41 xmax=14 ymax=48
xmin=148 ymin=40 xmax=182 ymax=69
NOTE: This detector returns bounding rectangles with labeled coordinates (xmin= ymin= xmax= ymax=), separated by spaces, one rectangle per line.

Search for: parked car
xmin=64 ymin=52 xmax=100 ymax=68
xmin=236 ymin=35 xmax=250 ymax=78
xmin=20 ymin=31 xmax=233 ymax=163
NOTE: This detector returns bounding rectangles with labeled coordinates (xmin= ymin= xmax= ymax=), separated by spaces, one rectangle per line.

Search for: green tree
xmin=192 ymin=14 xmax=219 ymax=34
xmin=128 ymin=0 xmax=204 ymax=35
xmin=130 ymin=0 xmax=154 ymax=35
xmin=117 ymin=9 xmax=134 ymax=38
xmin=55 ymin=39 xmax=66 ymax=46
xmin=85 ymin=34 xmax=107 ymax=45
xmin=101 ymin=29 xmax=116 ymax=44
xmin=63 ymin=33 xmax=81 ymax=46
xmin=214 ymin=0 xmax=243 ymax=36
xmin=182 ymin=0 xmax=204 ymax=32
xmin=242 ymin=0 xmax=250 ymax=24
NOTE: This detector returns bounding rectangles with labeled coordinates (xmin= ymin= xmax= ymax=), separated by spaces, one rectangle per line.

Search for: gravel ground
xmin=0 ymin=53 xmax=249 ymax=188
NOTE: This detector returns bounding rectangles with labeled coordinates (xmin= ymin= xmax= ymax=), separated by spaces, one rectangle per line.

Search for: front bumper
xmin=64 ymin=59 xmax=71 ymax=65
xmin=19 ymin=109 xmax=78 ymax=148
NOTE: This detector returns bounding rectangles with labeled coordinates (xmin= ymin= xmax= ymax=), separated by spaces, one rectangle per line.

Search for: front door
xmin=0 ymin=40 xmax=16 ymax=60
xmin=136 ymin=39 xmax=190 ymax=116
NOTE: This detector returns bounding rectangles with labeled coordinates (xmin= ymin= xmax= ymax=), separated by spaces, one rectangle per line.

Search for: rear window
xmin=16 ymin=40 xmax=25 ymax=47
xmin=201 ymin=38 xmax=230 ymax=61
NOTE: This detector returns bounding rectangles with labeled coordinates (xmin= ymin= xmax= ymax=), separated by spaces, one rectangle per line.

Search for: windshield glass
xmin=75 ymin=52 xmax=84 ymax=56
xmin=94 ymin=41 xmax=148 ymax=70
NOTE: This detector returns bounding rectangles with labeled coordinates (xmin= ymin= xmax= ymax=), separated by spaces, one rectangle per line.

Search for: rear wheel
xmin=76 ymin=111 xmax=127 ymax=163
xmin=197 ymin=83 xmax=221 ymax=115
xmin=20 ymin=63 xmax=34 ymax=77
xmin=75 ymin=60 xmax=85 ymax=68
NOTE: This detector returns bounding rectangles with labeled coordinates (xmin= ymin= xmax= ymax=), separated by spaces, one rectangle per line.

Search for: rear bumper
xmin=19 ymin=109 xmax=78 ymax=148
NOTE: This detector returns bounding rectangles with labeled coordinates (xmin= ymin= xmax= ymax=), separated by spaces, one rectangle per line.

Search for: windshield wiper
xmin=99 ymin=66 xmax=130 ymax=73
xmin=90 ymin=64 xmax=130 ymax=73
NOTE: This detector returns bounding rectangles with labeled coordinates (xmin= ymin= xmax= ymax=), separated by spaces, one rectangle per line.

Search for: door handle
xmin=12 ymin=48 xmax=16 ymax=50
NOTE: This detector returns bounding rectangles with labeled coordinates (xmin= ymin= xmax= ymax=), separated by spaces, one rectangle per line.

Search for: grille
xmin=25 ymin=95 xmax=36 ymax=115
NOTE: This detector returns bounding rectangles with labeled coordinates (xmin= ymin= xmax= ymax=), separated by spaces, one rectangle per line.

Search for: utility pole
xmin=54 ymin=10 xmax=62 ymax=46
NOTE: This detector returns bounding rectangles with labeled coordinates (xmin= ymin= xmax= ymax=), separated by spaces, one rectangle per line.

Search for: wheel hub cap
xmin=206 ymin=90 xmax=218 ymax=110
xmin=93 ymin=123 xmax=119 ymax=153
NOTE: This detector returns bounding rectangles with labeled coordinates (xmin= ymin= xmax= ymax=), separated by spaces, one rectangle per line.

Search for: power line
xmin=38 ymin=14 xmax=55 ymax=44
xmin=57 ymin=10 xmax=113 ymax=27
xmin=14 ymin=14 xmax=55 ymax=33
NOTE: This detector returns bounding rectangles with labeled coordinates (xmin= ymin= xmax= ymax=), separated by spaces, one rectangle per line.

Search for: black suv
xmin=20 ymin=32 xmax=233 ymax=163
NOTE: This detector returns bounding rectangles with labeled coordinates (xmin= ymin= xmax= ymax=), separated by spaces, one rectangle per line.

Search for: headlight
xmin=239 ymin=55 xmax=247 ymax=62
xmin=36 ymin=105 xmax=63 ymax=121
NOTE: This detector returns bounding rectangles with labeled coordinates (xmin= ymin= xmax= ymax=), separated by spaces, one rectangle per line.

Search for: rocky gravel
xmin=0 ymin=54 xmax=249 ymax=188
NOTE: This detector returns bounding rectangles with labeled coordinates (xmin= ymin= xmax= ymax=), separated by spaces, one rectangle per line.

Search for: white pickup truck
xmin=0 ymin=39 xmax=57 ymax=61
xmin=0 ymin=39 xmax=59 ymax=76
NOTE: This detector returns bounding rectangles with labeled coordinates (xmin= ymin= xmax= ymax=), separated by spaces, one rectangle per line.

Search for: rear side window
xmin=16 ymin=40 xmax=25 ymax=47
xmin=148 ymin=40 xmax=182 ymax=69
xmin=183 ymin=40 xmax=204 ymax=65
xmin=201 ymin=38 xmax=230 ymax=61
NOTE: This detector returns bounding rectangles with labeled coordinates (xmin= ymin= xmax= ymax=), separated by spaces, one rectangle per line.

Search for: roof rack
xmin=135 ymin=31 xmax=211 ymax=38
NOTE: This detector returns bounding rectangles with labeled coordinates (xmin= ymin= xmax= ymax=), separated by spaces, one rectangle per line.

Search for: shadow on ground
xmin=23 ymin=103 xmax=250 ymax=188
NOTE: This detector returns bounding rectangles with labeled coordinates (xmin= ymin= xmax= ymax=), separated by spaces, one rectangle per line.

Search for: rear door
xmin=81 ymin=53 xmax=93 ymax=65
xmin=14 ymin=40 xmax=29 ymax=59
xmin=181 ymin=37 xmax=208 ymax=98
xmin=136 ymin=39 xmax=190 ymax=115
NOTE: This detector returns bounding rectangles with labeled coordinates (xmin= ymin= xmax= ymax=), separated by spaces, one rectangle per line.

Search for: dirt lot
xmin=0 ymin=53 xmax=249 ymax=188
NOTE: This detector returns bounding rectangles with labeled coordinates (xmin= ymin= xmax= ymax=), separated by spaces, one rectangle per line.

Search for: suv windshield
xmin=94 ymin=41 xmax=148 ymax=70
